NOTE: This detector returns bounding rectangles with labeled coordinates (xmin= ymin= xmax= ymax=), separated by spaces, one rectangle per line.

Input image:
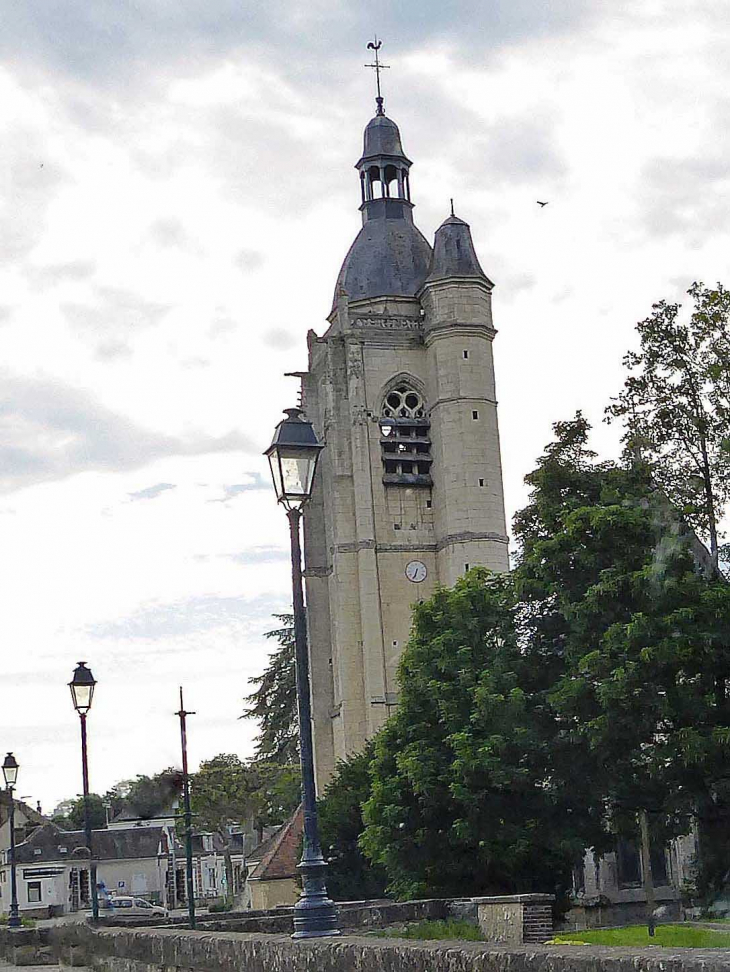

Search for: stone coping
xmin=6 ymin=925 xmax=730 ymax=972
xmin=473 ymin=895 xmax=555 ymax=904
xmin=40 ymin=925 xmax=730 ymax=972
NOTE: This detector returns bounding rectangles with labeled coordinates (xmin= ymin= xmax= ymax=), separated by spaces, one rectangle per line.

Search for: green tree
xmin=516 ymin=415 xmax=730 ymax=899
xmin=191 ymin=755 xmax=301 ymax=897
xmin=52 ymin=794 xmax=106 ymax=831
xmin=123 ymin=770 xmax=183 ymax=819
xmin=317 ymin=742 xmax=388 ymax=901
xmin=242 ymin=614 xmax=298 ymax=763
xmin=251 ymin=761 xmax=302 ymax=838
xmin=192 ymin=754 xmax=261 ymax=898
xmin=361 ymin=569 xmax=609 ymax=902
xmin=607 ymin=282 xmax=730 ymax=568
xmin=363 ymin=415 xmax=730 ymax=904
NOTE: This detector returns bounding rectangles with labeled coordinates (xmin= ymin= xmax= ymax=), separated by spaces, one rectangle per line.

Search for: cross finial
xmin=365 ymin=37 xmax=390 ymax=116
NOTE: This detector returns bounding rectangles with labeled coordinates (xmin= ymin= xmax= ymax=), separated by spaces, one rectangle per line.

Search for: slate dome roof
xmin=359 ymin=114 xmax=409 ymax=162
xmin=332 ymin=200 xmax=432 ymax=309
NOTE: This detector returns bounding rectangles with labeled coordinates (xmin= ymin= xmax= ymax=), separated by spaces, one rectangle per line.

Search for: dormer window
xmin=380 ymin=384 xmax=432 ymax=487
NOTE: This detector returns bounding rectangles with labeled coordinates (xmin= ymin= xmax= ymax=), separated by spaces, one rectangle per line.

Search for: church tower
xmin=300 ymin=93 xmax=509 ymax=791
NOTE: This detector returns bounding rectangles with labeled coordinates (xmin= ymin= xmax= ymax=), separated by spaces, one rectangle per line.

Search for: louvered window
xmin=380 ymin=385 xmax=432 ymax=487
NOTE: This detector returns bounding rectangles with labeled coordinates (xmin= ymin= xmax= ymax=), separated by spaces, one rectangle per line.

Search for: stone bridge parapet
xmin=3 ymin=923 xmax=730 ymax=972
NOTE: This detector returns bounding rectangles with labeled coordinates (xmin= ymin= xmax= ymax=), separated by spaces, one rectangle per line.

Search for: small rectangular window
xmin=472 ymin=410 xmax=479 ymax=420
xmin=465 ymin=564 xmax=470 ymax=572
xmin=463 ymin=350 xmax=469 ymax=359
xmin=479 ymin=478 xmax=485 ymax=487
xmin=425 ymin=499 xmax=432 ymax=509
xmin=28 ymin=881 xmax=42 ymax=903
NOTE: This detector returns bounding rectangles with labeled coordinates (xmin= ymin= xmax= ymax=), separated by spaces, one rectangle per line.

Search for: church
xmin=298 ymin=90 xmax=510 ymax=791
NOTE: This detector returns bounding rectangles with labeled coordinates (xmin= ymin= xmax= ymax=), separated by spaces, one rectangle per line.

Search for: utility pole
xmin=176 ymin=687 xmax=196 ymax=929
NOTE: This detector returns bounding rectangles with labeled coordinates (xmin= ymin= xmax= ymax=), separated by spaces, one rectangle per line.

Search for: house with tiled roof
xmin=0 ymin=815 xmax=248 ymax=918
xmin=244 ymin=805 xmax=303 ymax=910
xmin=0 ymin=792 xmax=46 ymax=853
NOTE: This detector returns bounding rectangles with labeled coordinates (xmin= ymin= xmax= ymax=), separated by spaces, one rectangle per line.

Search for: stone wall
xmin=563 ymin=896 xmax=683 ymax=931
xmin=475 ymin=894 xmax=554 ymax=945
xmin=4 ymin=922 xmax=730 ymax=972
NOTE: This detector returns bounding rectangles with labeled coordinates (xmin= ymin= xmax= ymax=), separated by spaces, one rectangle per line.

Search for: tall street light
xmin=2 ymin=753 xmax=20 ymax=929
xmin=69 ymin=661 xmax=99 ymax=921
xmin=265 ymin=407 xmax=339 ymax=939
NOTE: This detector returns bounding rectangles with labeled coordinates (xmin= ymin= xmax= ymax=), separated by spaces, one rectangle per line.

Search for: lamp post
xmin=265 ymin=408 xmax=339 ymax=939
xmin=2 ymin=753 xmax=20 ymax=928
xmin=69 ymin=662 xmax=99 ymax=921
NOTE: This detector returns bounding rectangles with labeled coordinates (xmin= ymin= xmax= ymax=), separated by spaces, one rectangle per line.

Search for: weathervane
xmin=365 ymin=37 xmax=390 ymax=115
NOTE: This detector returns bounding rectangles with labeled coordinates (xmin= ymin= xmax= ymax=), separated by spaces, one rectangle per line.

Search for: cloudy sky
xmin=1 ymin=0 xmax=728 ymax=812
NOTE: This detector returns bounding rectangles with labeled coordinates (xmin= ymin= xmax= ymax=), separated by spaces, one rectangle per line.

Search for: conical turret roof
xmin=426 ymin=213 xmax=488 ymax=282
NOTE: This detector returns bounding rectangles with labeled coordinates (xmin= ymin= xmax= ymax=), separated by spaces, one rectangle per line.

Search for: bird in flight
xmin=536 ymin=200 xmax=549 ymax=207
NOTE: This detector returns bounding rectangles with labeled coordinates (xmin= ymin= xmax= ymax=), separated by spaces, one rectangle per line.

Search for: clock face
xmin=405 ymin=560 xmax=427 ymax=583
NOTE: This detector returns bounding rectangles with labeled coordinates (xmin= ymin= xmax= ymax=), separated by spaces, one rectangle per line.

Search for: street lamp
xmin=69 ymin=662 xmax=99 ymax=921
xmin=265 ymin=408 xmax=339 ymax=939
xmin=2 ymin=753 xmax=20 ymax=929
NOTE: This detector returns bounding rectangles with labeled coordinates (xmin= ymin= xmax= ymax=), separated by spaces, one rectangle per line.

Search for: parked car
xmin=98 ymin=896 xmax=168 ymax=918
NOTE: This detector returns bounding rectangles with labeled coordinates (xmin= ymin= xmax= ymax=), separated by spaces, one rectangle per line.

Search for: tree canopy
xmin=361 ymin=415 xmax=730 ymax=901
xmin=191 ymin=753 xmax=300 ymax=842
xmin=316 ymin=742 xmax=389 ymax=901
xmin=52 ymin=794 xmax=106 ymax=831
xmin=242 ymin=614 xmax=298 ymax=763
xmin=607 ymin=282 xmax=730 ymax=567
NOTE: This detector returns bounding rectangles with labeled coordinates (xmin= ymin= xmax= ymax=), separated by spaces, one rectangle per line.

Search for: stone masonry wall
xmin=475 ymin=894 xmax=554 ymax=945
xmin=5 ymin=923 xmax=730 ymax=972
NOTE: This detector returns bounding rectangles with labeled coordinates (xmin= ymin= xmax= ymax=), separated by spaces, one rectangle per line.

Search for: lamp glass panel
xmin=267 ymin=452 xmax=285 ymax=502
xmin=2 ymin=762 xmax=18 ymax=786
xmin=279 ymin=452 xmax=316 ymax=503
xmin=71 ymin=682 xmax=94 ymax=713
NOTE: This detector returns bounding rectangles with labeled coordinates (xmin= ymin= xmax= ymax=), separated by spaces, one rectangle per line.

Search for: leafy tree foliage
xmin=515 ymin=415 xmax=730 ymax=835
xmin=361 ymin=567 xmax=609 ymax=901
xmin=191 ymin=754 xmax=263 ymax=898
xmin=53 ymin=794 xmax=106 ymax=831
xmin=362 ymin=415 xmax=730 ymax=902
xmin=242 ymin=614 xmax=298 ymax=763
xmin=191 ymin=754 xmax=301 ymax=882
xmin=116 ymin=766 xmax=183 ymax=820
xmin=607 ymin=282 xmax=730 ymax=567
xmin=251 ymin=762 xmax=302 ymax=837
xmin=316 ymin=742 xmax=388 ymax=901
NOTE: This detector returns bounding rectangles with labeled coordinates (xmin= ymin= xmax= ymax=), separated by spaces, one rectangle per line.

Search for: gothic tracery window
xmin=380 ymin=383 xmax=432 ymax=486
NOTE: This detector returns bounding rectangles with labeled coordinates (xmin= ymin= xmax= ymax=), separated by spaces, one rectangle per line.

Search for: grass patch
xmin=551 ymin=925 xmax=730 ymax=948
xmin=0 ymin=913 xmax=35 ymax=927
xmin=376 ymin=919 xmax=485 ymax=941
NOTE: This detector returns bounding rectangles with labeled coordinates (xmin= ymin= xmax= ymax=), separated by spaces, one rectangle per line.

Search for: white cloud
xmin=1 ymin=0 xmax=729 ymax=809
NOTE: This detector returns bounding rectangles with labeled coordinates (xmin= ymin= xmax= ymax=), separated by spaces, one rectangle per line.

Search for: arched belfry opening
xmin=356 ymin=114 xmax=414 ymax=210
xmin=380 ymin=381 xmax=432 ymax=486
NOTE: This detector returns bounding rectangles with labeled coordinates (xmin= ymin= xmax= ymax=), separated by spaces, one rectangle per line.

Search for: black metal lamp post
xmin=2 ymin=753 xmax=20 ymax=928
xmin=265 ymin=408 xmax=339 ymax=939
xmin=69 ymin=662 xmax=99 ymax=921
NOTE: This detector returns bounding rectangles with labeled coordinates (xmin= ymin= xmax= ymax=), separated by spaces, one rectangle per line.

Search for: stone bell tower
xmin=300 ymin=95 xmax=509 ymax=790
